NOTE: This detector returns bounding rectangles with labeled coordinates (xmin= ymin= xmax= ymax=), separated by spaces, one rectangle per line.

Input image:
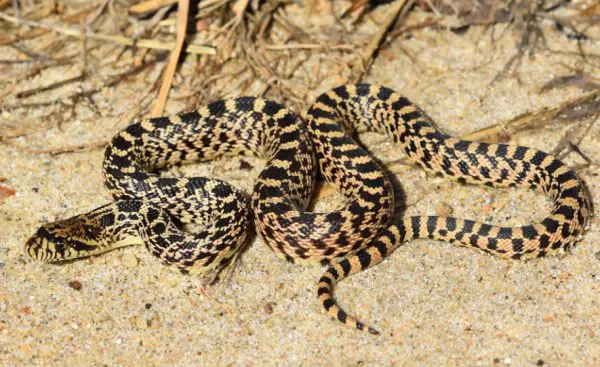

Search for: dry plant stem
xmin=491 ymin=7 xmax=547 ymax=86
xmin=265 ymin=43 xmax=353 ymax=51
xmin=151 ymin=0 xmax=189 ymax=117
xmin=129 ymin=0 xmax=177 ymax=15
xmin=1 ymin=137 xmax=107 ymax=155
xmin=0 ymin=27 xmax=46 ymax=46
xmin=0 ymin=114 xmax=115 ymax=140
xmin=232 ymin=0 xmax=251 ymax=26
xmin=351 ymin=0 xmax=410 ymax=83
xmin=84 ymin=0 xmax=111 ymax=27
xmin=16 ymin=74 xmax=85 ymax=98
xmin=0 ymin=6 xmax=98 ymax=46
xmin=384 ymin=16 xmax=441 ymax=46
xmin=272 ymin=10 xmax=309 ymax=39
xmin=1 ymin=59 xmax=158 ymax=128
xmin=47 ymin=141 xmax=108 ymax=156
xmin=249 ymin=0 xmax=290 ymax=41
xmin=316 ymin=88 xmax=600 ymax=199
xmin=130 ymin=5 xmax=174 ymax=41
xmin=0 ymin=12 xmax=216 ymax=55
xmin=463 ymin=89 xmax=600 ymax=142
xmin=0 ymin=123 xmax=57 ymax=140
xmin=10 ymin=43 xmax=55 ymax=62
xmin=158 ymin=0 xmax=232 ymax=27
xmin=552 ymin=116 xmax=597 ymax=165
xmin=244 ymin=46 xmax=306 ymax=107
xmin=4 ymin=68 xmax=163 ymax=155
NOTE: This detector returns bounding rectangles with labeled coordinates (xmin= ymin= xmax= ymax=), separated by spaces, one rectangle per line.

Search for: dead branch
xmin=150 ymin=0 xmax=189 ymax=117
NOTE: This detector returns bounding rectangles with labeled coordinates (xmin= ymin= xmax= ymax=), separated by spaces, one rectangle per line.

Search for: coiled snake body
xmin=26 ymin=84 xmax=591 ymax=334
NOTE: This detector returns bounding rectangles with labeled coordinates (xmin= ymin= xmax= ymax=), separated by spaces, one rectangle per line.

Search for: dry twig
xmin=129 ymin=0 xmax=177 ymax=15
xmin=151 ymin=0 xmax=189 ymax=117
xmin=0 ymin=12 xmax=216 ymax=55
xmin=16 ymin=74 xmax=85 ymax=99
xmin=351 ymin=0 xmax=411 ymax=83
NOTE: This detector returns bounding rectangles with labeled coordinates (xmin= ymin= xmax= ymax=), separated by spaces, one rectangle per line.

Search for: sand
xmin=1 ymin=3 xmax=599 ymax=366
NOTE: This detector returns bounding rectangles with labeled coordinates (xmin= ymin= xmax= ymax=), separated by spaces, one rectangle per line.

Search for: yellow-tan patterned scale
xmin=25 ymin=85 xmax=591 ymax=334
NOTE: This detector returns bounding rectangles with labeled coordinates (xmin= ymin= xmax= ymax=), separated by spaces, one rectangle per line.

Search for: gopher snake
xmin=26 ymin=84 xmax=591 ymax=334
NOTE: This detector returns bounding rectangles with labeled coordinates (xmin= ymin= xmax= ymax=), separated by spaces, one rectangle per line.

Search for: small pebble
xmin=68 ymin=280 xmax=82 ymax=291
xmin=136 ymin=318 xmax=148 ymax=329
xmin=213 ymin=165 xmax=227 ymax=176
xmin=239 ymin=159 xmax=253 ymax=170
xmin=595 ymin=251 xmax=600 ymax=261
xmin=435 ymin=202 xmax=454 ymax=216
xmin=121 ymin=253 xmax=139 ymax=268
xmin=145 ymin=303 xmax=152 ymax=310
xmin=536 ymin=360 xmax=545 ymax=366
xmin=263 ymin=301 xmax=276 ymax=315
xmin=196 ymin=20 xmax=210 ymax=32
xmin=91 ymin=255 xmax=107 ymax=265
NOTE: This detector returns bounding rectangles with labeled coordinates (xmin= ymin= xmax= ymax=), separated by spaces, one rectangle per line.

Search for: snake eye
xmin=54 ymin=239 xmax=66 ymax=253
xmin=83 ymin=225 xmax=101 ymax=239
xmin=54 ymin=238 xmax=67 ymax=257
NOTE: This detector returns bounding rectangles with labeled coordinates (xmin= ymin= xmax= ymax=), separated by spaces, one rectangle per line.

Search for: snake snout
xmin=24 ymin=227 xmax=66 ymax=261
xmin=24 ymin=233 xmax=51 ymax=261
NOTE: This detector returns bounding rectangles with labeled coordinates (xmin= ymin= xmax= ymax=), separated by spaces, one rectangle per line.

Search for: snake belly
xmin=308 ymin=84 xmax=592 ymax=334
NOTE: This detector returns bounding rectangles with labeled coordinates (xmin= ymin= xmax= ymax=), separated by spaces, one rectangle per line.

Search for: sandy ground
xmin=1 ymin=3 xmax=600 ymax=366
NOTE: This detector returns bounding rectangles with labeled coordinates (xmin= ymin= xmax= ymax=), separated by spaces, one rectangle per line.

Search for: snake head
xmin=25 ymin=211 xmax=108 ymax=262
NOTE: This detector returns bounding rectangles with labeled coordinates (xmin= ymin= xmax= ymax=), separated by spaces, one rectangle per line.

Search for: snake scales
xmin=25 ymin=84 xmax=591 ymax=334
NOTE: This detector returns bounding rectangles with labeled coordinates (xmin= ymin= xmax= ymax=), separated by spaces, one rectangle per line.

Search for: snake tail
xmin=315 ymin=85 xmax=590 ymax=334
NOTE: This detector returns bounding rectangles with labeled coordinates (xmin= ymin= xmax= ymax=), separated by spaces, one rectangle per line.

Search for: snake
xmin=24 ymin=97 xmax=315 ymax=278
xmin=25 ymin=84 xmax=591 ymax=334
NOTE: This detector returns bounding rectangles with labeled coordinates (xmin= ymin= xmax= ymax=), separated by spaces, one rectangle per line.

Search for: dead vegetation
xmin=0 ymin=0 xmax=598 ymax=164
